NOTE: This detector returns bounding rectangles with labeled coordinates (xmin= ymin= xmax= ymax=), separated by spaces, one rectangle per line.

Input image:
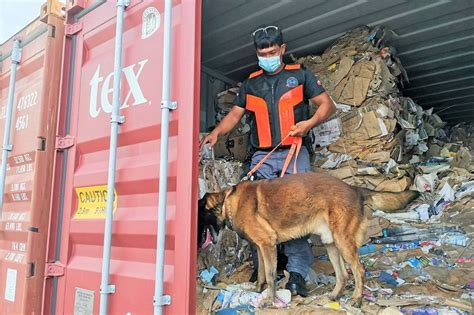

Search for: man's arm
xmin=290 ymin=91 xmax=336 ymax=137
xmin=200 ymin=106 xmax=245 ymax=149
xmin=308 ymin=92 xmax=336 ymax=127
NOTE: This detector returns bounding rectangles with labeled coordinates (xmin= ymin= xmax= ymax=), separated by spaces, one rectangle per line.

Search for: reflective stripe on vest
xmin=246 ymin=94 xmax=272 ymax=148
xmin=279 ymin=85 xmax=303 ymax=146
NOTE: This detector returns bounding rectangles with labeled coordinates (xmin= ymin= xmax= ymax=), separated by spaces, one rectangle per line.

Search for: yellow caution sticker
xmin=73 ymin=185 xmax=117 ymax=219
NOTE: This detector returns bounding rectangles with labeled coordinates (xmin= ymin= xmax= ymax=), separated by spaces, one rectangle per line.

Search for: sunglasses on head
xmin=252 ymin=25 xmax=279 ymax=37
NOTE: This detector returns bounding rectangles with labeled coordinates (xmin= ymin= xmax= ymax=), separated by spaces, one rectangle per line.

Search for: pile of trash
xmin=196 ymin=25 xmax=473 ymax=314
xmin=198 ymin=227 xmax=252 ymax=284
xmin=198 ymin=157 xmax=244 ymax=199
xmin=198 ymin=133 xmax=246 ymax=199
xmin=215 ymin=86 xmax=250 ymax=138
xmin=197 ymin=179 xmax=474 ymax=314
xmin=447 ymin=122 xmax=474 ymax=154
xmin=297 ymin=25 xmax=472 ymax=193
xmin=208 ymin=26 xmax=473 ymax=195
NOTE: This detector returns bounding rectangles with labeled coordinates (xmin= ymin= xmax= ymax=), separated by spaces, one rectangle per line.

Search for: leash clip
xmin=241 ymin=175 xmax=254 ymax=182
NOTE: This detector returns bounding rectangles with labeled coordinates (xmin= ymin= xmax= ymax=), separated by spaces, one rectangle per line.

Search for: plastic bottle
xmin=440 ymin=233 xmax=468 ymax=247
xmin=378 ymin=271 xmax=398 ymax=286
xmin=359 ymin=244 xmax=377 ymax=256
xmin=411 ymin=308 xmax=439 ymax=315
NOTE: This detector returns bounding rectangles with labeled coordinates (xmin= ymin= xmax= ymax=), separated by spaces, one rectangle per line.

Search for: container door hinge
xmin=161 ymin=100 xmax=177 ymax=110
xmin=45 ymin=262 xmax=65 ymax=277
xmin=153 ymin=295 xmax=171 ymax=306
xmin=111 ymin=115 xmax=125 ymax=124
xmin=100 ymin=284 xmax=116 ymax=294
xmin=56 ymin=135 xmax=75 ymax=151
xmin=65 ymin=22 xmax=83 ymax=36
xmin=3 ymin=144 xmax=13 ymax=152
xmin=117 ymin=0 xmax=131 ymax=6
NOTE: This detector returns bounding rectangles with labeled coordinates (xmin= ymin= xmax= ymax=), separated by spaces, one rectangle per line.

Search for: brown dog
xmin=204 ymin=172 xmax=418 ymax=305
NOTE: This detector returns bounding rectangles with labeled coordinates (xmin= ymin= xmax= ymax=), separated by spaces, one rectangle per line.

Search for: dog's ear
xmin=204 ymin=191 xmax=226 ymax=211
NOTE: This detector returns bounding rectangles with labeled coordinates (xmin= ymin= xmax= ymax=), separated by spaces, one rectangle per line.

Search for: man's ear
xmin=280 ymin=43 xmax=287 ymax=56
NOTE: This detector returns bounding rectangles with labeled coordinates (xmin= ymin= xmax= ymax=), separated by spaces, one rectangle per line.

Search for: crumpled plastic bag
xmin=413 ymin=172 xmax=438 ymax=192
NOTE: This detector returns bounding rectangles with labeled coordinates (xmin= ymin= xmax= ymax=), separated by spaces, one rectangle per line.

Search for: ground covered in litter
xmin=196 ymin=186 xmax=473 ymax=315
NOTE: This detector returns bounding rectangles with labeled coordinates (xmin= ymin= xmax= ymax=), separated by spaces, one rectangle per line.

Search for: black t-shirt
xmin=234 ymin=66 xmax=325 ymax=108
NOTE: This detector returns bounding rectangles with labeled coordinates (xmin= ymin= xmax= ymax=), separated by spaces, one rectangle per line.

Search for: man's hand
xmin=200 ymin=131 xmax=219 ymax=150
xmin=289 ymin=120 xmax=312 ymax=137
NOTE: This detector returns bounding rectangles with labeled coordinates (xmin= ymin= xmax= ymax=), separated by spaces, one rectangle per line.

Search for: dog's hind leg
xmin=325 ymin=243 xmax=347 ymax=300
xmin=334 ymin=236 xmax=364 ymax=306
xmin=259 ymin=244 xmax=277 ymax=305
xmin=339 ymin=253 xmax=349 ymax=280
xmin=256 ymin=247 xmax=266 ymax=292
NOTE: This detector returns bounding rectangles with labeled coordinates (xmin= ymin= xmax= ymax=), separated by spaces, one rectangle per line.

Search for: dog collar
xmin=225 ymin=201 xmax=234 ymax=229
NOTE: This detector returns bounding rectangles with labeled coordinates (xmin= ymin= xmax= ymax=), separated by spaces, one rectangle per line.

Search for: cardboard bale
xmin=363 ymin=151 xmax=392 ymax=163
xmin=323 ymin=165 xmax=354 ymax=179
xmin=198 ymin=159 xmax=243 ymax=198
xmin=452 ymin=147 xmax=472 ymax=170
xmin=333 ymin=60 xmax=376 ymax=106
xmin=375 ymin=176 xmax=411 ymax=192
xmin=364 ymin=217 xmax=390 ymax=241
xmin=213 ymin=133 xmax=249 ymax=162
xmin=311 ymin=118 xmax=342 ymax=148
xmin=215 ymin=86 xmax=250 ymax=137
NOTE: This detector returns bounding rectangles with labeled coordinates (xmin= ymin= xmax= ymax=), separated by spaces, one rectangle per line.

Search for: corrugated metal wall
xmin=201 ymin=0 xmax=474 ymax=125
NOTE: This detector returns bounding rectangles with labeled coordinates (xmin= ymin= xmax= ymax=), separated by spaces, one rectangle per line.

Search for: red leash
xmin=245 ymin=133 xmax=303 ymax=180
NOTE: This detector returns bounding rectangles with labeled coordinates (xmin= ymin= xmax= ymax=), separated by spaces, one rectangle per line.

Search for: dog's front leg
xmin=259 ymin=244 xmax=277 ymax=306
xmin=256 ymin=247 xmax=266 ymax=292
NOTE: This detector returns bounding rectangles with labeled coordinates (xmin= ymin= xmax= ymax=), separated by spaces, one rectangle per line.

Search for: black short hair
xmin=253 ymin=25 xmax=283 ymax=49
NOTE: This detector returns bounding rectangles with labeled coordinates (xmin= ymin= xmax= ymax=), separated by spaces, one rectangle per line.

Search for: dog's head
xmin=197 ymin=190 xmax=229 ymax=249
xmin=201 ymin=190 xmax=228 ymax=226
xmin=198 ymin=195 xmax=219 ymax=248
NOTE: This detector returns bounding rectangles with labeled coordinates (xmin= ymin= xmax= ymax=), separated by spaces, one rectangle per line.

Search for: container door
xmin=0 ymin=3 xmax=64 ymax=314
xmin=45 ymin=1 xmax=201 ymax=314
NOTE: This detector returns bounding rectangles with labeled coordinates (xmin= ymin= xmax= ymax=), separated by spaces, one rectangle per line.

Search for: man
xmin=200 ymin=25 xmax=336 ymax=297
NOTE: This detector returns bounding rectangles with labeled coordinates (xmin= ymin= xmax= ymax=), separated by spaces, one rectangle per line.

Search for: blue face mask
xmin=258 ymin=54 xmax=281 ymax=73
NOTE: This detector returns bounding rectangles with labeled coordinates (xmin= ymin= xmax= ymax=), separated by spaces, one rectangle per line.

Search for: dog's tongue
xmin=201 ymin=227 xmax=213 ymax=249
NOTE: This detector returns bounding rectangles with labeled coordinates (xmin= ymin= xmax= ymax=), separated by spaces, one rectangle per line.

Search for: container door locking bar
xmin=0 ymin=40 xmax=22 ymax=216
xmin=154 ymin=0 xmax=175 ymax=314
xmin=98 ymin=0 xmax=129 ymax=314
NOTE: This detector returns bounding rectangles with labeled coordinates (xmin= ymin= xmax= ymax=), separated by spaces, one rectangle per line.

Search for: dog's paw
xmin=256 ymin=282 xmax=264 ymax=293
xmin=346 ymin=297 xmax=362 ymax=308
xmin=328 ymin=293 xmax=339 ymax=301
xmin=259 ymin=297 xmax=275 ymax=308
xmin=328 ymin=288 xmax=342 ymax=301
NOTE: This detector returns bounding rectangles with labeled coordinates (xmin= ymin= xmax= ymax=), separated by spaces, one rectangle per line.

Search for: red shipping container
xmin=44 ymin=1 xmax=201 ymax=314
xmin=0 ymin=1 xmax=65 ymax=314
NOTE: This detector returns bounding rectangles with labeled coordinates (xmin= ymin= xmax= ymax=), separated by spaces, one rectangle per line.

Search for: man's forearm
xmin=310 ymin=107 xmax=334 ymax=127
xmin=307 ymin=91 xmax=337 ymax=129
xmin=309 ymin=103 xmax=335 ymax=128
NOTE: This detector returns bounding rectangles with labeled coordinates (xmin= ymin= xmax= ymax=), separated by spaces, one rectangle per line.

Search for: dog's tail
xmin=358 ymin=188 xmax=420 ymax=212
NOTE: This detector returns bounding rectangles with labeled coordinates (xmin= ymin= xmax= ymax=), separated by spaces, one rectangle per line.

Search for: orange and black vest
xmin=244 ymin=64 xmax=310 ymax=149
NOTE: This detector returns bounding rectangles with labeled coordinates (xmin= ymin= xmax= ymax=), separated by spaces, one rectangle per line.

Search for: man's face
xmin=256 ymin=43 xmax=286 ymax=58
